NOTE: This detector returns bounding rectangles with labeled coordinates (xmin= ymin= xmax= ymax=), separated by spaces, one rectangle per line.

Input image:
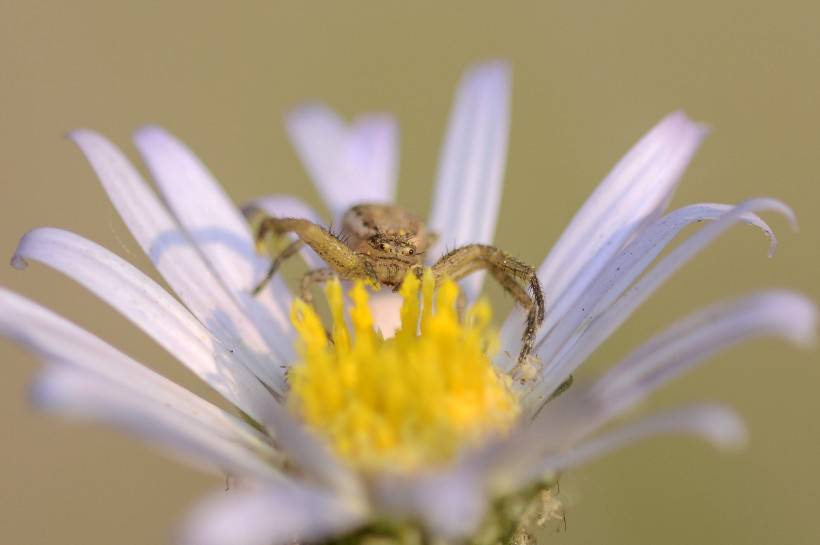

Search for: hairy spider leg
xmin=299 ymin=268 xmax=337 ymax=305
xmin=431 ymin=244 xmax=545 ymax=362
xmin=252 ymin=238 xmax=304 ymax=295
xmin=253 ymin=216 xmax=370 ymax=294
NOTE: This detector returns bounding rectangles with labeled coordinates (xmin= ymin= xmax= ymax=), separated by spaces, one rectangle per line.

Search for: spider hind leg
xmin=252 ymin=238 xmax=304 ymax=295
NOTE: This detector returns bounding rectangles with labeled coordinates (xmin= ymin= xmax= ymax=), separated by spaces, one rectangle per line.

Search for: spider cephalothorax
xmin=340 ymin=204 xmax=430 ymax=286
xmin=251 ymin=203 xmax=544 ymax=361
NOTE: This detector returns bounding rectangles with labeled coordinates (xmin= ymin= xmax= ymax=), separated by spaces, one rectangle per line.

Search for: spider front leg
xmin=299 ymin=268 xmax=336 ymax=306
xmin=299 ymin=268 xmax=339 ymax=343
xmin=252 ymin=216 xmax=368 ymax=294
xmin=431 ymin=244 xmax=545 ymax=362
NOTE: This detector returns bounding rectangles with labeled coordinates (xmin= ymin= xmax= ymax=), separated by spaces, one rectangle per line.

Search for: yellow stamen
xmin=288 ymin=270 xmax=519 ymax=472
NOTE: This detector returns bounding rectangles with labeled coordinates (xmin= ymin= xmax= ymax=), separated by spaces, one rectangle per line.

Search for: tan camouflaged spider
xmin=252 ymin=203 xmax=544 ymax=362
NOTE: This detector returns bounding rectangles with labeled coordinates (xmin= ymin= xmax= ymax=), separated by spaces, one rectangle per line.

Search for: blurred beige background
xmin=1 ymin=2 xmax=818 ymax=544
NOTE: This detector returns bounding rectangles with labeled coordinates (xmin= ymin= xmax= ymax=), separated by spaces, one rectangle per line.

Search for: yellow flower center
xmin=287 ymin=270 xmax=519 ymax=472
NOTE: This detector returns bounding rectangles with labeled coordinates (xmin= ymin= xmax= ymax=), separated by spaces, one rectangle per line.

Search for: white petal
xmin=33 ymin=365 xmax=283 ymax=480
xmin=526 ymin=198 xmax=796 ymax=409
xmin=12 ymin=227 xmax=276 ymax=421
xmin=69 ymin=130 xmax=290 ymax=391
xmin=514 ymin=203 xmax=775 ymax=373
xmin=242 ymin=194 xmax=326 ymax=270
xmin=592 ymin=290 xmax=817 ymax=413
xmin=501 ymin=112 xmax=706 ymax=350
xmin=428 ymin=61 xmax=511 ymax=300
xmin=286 ymin=104 xmax=398 ymax=221
xmin=526 ymin=405 xmax=746 ymax=482
xmin=133 ymin=127 xmax=296 ymax=358
xmin=179 ymin=484 xmax=365 ymax=545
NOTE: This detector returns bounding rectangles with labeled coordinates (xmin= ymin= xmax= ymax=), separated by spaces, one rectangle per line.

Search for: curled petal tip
xmin=774 ymin=200 xmax=799 ymax=232
xmin=463 ymin=59 xmax=511 ymax=85
xmin=789 ymin=298 xmax=818 ymax=348
xmin=766 ymin=234 xmax=779 ymax=258
xmin=66 ymin=129 xmax=115 ymax=158
xmin=133 ymin=124 xmax=165 ymax=140
xmin=694 ymin=121 xmax=712 ymax=139
xmin=11 ymin=229 xmax=40 ymax=270
xmin=26 ymin=368 xmax=67 ymax=412
xmin=663 ymin=110 xmax=710 ymax=140
xmin=788 ymin=216 xmax=800 ymax=233
xmin=757 ymin=291 xmax=817 ymax=348
xmin=665 ymin=109 xmax=692 ymax=124
xmin=286 ymin=101 xmax=331 ymax=123
xmin=65 ymin=128 xmax=93 ymax=142
xmin=27 ymin=375 xmax=50 ymax=410
xmin=10 ymin=254 xmax=27 ymax=270
xmin=699 ymin=407 xmax=748 ymax=450
xmin=743 ymin=198 xmax=797 ymax=256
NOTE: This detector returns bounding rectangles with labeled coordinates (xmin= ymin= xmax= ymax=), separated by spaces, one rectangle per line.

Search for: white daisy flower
xmin=2 ymin=61 xmax=815 ymax=545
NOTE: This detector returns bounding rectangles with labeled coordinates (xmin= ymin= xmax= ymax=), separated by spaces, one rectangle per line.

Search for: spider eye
xmin=406 ymin=247 xmax=415 ymax=255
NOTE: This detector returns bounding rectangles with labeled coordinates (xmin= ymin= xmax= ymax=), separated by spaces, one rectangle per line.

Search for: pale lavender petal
xmin=523 ymin=290 xmax=813 ymax=454
xmin=242 ymin=194 xmax=326 ymax=270
xmin=372 ymin=467 xmax=486 ymax=539
xmin=478 ymin=395 xmax=745 ymax=495
xmin=33 ymin=365 xmax=282 ymax=480
xmin=368 ymin=292 xmax=404 ymax=338
xmin=252 ymin=392 xmax=361 ymax=496
xmin=345 ymin=115 xmax=399 ymax=203
xmin=525 ymin=198 xmax=796 ymax=410
xmin=179 ymin=484 xmax=365 ymax=545
xmin=243 ymin=194 xmax=324 ymax=223
xmin=523 ymin=405 xmax=746 ymax=484
xmin=473 ymin=386 xmax=607 ymax=495
xmin=11 ymin=228 xmax=349 ymax=490
xmin=68 ymin=131 xmax=290 ymax=391
xmin=485 ymin=291 xmax=814 ymax=491
xmin=12 ymin=228 xmax=276 ymax=421
xmin=133 ymin=127 xmax=296 ymax=358
xmin=428 ymin=61 xmax=511 ymax=300
xmin=511 ymin=203 xmax=775 ymax=373
xmin=592 ymin=290 xmax=817 ymax=413
xmin=286 ymin=103 xmax=345 ymax=214
xmin=501 ymin=112 xmax=707 ymax=352
xmin=132 ymin=126 xmax=266 ymax=291
xmin=0 ymin=288 xmax=272 ymax=452
xmin=286 ymin=104 xmax=398 ymax=221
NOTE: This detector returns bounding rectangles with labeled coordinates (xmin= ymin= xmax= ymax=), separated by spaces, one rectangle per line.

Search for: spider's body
xmin=252 ymin=203 xmax=544 ymax=362
xmin=339 ymin=204 xmax=431 ymax=287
